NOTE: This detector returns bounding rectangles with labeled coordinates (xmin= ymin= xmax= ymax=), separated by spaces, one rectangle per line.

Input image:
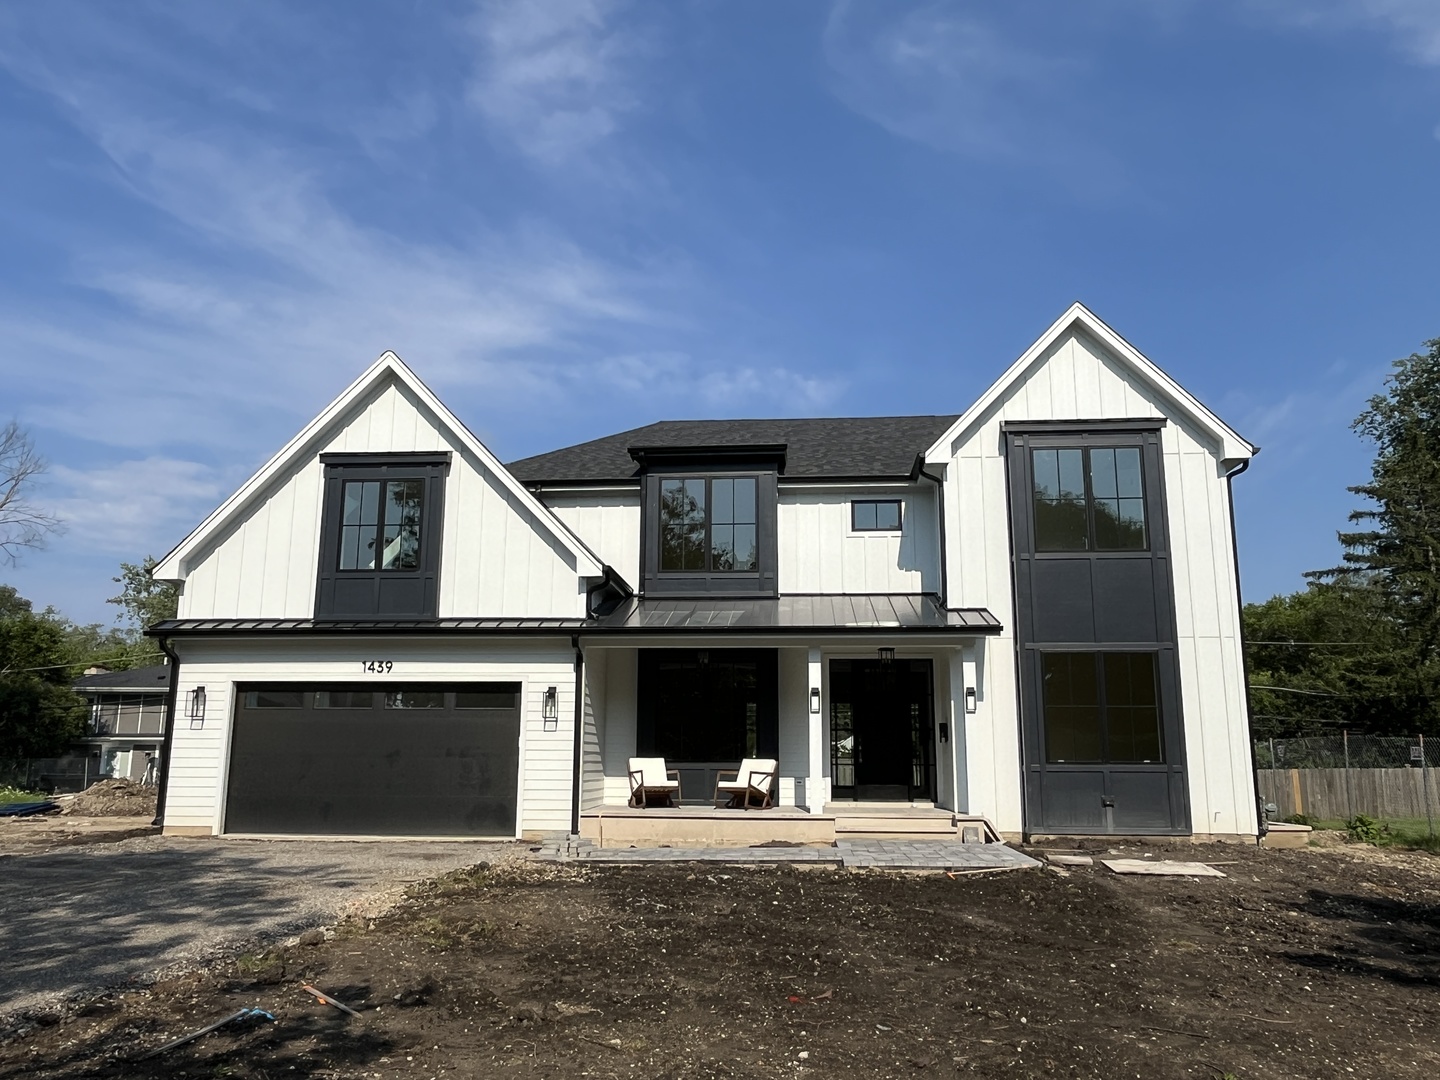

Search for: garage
xmin=225 ymin=683 xmax=521 ymax=837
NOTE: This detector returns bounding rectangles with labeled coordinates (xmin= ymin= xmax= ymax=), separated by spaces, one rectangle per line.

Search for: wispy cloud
xmin=466 ymin=0 xmax=644 ymax=168
xmin=46 ymin=458 xmax=229 ymax=556
xmin=1247 ymin=0 xmax=1440 ymax=65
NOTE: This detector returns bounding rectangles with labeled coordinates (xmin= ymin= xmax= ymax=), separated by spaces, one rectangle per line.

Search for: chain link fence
xmin=1255 ymin=734 xmax=1440 ymax=840
xmin=0 ymin=753 xmax=104 ymax=795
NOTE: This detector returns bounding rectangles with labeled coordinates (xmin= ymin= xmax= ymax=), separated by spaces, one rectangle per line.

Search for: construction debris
xmin=135 ymin=1007 xmax=273 ymax=1060
xmin=303 ymin=983 xmax=364 ymax=1018
xmin=63 ymin=779 xmax=157 ymax=818
xmin=1101 ymin=859 xmax=1227 ymax=878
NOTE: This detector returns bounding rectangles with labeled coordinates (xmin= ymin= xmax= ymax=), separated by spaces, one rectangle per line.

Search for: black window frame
xmin=315 ymin=453 xmax=449 ymax=621
xmin=639 ymin=462 xmax=779 ymax=597
xmin=1040 ymin=650 xmax=1165 ymax=765
xmin=1029 ymin=444 xmax=1149 ymax=553
xmin=657 ymin=475 xmax=761 ymax=575
xmin=851 ymin=499 xmax=903 ymax=533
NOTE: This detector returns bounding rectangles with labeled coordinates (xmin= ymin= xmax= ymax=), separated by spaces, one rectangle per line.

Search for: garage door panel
xmin=226 ymin=685 xmax=520 ymax=837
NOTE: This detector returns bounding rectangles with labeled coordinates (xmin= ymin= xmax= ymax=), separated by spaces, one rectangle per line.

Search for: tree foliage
xmin=0 ymin=420 xmax=61 ymax=563
xmin=1250 ymin=336 xmax=1440 ymax=737
xmin=108 ymin=556 xmax=179 ymax=632
xmin=0 ymin=585 xmax=88 ymax=758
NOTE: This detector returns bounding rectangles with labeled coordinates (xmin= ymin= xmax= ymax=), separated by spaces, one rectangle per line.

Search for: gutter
xmin=1224 ymin=457 xmax=1266 ymax=841
xmin=569 ymin=633 xmax=584 ymax=837
xmin=151 ymin=636 xmax=182 ymax=830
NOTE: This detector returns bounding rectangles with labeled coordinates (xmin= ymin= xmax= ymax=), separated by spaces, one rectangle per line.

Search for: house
xmin=146 ymin=303 xmax=1260 ymax=843
xmin=71 ymin=663 xmax=170 ymax=785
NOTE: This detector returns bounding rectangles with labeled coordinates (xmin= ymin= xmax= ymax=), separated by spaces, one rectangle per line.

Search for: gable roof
xmin=507 ymin=416 xmax=960 ymax=485
xmin=153 ymin=353 xmax=604 ymax=582
xmin=924 ymin=302 xmax=1258 ymax=466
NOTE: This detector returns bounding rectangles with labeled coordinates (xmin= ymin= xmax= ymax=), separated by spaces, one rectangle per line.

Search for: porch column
xmin=806 ymin=647 xmax=824 ymax=811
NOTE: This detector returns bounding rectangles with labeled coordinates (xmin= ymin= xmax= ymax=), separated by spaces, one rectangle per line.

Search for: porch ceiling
xmin=589 ymin=594 xmax=1001 ymax=634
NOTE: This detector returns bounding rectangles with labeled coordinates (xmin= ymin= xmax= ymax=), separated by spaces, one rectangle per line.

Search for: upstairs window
xmin=659 ymin=476 xmax=758 ymax=573
xmin=339 ymin=479 xmax=424 ymax=571
xmin=1032 ymin=446 xmax=1147 ymax=552
xmin=852 ymin=499 xmax=902 ymax=532
xmin=315 ymin=454 xmax=449 ymax=620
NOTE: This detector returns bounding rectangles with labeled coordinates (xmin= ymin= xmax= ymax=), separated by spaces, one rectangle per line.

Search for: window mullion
xmin=1082 ymin=446 xmax=1096 ymax=552
xmin=1096 ymin=652 xmax=1111 ymax=764
xmin=704 ymin=478 xmax=713 ymax=573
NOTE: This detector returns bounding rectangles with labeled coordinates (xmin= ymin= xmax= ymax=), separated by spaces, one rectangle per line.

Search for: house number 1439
xmin=361 ymin=660 xmax=394 ymax=674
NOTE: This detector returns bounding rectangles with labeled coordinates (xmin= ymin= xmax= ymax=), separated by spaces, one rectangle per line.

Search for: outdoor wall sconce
xmin=810 ymin=687 xmax=821 ymax=714
xmin=542 ymin=686 xmax=558 ymax=731
xmin=965 ymin=686 xmax=977 ymax=714
xmin=877 ymin=647 xmax=895 ymax=665
xmin=187 ymin=686 xmax=207 ymax=729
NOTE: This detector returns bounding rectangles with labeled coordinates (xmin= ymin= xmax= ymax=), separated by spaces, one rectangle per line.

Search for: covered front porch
xmin=574 ymin=596 xmax=1002 ymax=845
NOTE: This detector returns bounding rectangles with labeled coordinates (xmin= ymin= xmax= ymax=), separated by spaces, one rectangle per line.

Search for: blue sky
xmin=0 ymin=0 xmax=1437 ymax=626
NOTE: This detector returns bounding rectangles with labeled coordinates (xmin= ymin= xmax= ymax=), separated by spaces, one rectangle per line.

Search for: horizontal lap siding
xmin=778 ymin=488 xmax=939 ymax=594
xmin=164 ymin=639 xmax=576 ymax=836
xmin=177 ymin=377 xmax=585 ymax=622
xmin=943 ymin=329 xmax=1255 ymax=835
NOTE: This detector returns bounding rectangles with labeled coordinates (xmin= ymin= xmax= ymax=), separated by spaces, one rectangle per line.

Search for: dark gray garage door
xmin=226 ymin=683 xmax=521 ymax=837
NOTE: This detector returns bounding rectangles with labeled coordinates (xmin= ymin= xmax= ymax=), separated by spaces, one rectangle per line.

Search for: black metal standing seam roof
xmin=505 ymin=415 xmax=960 ymax=485
xmin=148 ymin=598 xmax=1001 ymax=637
xmin=72 ymin=664 xmax=172 ymax=692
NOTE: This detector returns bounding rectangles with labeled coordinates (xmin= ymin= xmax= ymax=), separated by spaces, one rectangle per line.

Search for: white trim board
xmin=924 ymin=302 xmax=1257 ymax=466
xmin=154 ymin=352 xmax=604 ymax=582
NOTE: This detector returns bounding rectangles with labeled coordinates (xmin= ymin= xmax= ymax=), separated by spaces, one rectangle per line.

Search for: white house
xmin=148 ymin=303 xmax=1260 ymax=843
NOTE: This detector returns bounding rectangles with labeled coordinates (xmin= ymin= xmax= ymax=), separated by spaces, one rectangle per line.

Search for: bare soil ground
xmin=60 ymin=779 xmax=157 ymax=818
xmin=3 ymin=839 xmax=1439 ymax=1080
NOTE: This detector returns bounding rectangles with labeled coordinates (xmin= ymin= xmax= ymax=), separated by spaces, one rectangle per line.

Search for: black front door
xmin=1006 ymin=426 xmax=1190 ymax=834
xmin=636 ymin=649 xmax=778 ymax=803
xmin=829 ymin=659 xmax=936 ymax=801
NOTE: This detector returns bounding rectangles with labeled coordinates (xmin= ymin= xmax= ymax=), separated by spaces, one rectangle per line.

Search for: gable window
xmin=659 ymin=477 xmax=758 ymax=573
xmin=1032 ymin=446 xmax=1147 ymax=552
xmin=852 ymin=499 xmax=902 ymax=532
xmin=315 ymin=453 xmax=449 ymax=620
xmin=339 ymin=480 xmax=424 ymax=570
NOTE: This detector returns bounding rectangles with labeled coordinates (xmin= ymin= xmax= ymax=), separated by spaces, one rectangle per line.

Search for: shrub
xmin=1347 ymin=814 xmax=1390 ymax=845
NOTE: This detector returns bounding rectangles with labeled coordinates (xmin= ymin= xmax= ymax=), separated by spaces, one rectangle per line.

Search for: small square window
xmin=852 ymin=500 xmax=902 ymax=532
xmin=314 ymin=690 xmax=375 ymax=709
xmin=384 ymin=690 xmax=446 ymax=709
xmin=245 ymin=689 xmax=304 ymax=709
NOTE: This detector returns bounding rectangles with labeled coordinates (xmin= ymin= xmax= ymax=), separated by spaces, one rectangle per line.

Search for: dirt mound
xmin=62 ymin=778 xmax=157 ymax=818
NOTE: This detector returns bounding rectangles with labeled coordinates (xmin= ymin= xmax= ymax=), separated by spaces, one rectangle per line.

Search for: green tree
xmin=108 ymin=556 xmax=179 ymax=633
xmin=0 ymin=585 xmax=87 ymax=758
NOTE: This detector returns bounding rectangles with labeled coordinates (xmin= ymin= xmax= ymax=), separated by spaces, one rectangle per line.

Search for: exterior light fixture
xmin=187 ymin=686 xmax=207 ymax=729
xmin=878 ymin=647 xmax=895 ymax=665
xmin=810 ymin=687 xmax=821 ymax=714
xmin=965 ymin=686 xmax=977 ymax=714
xmin=542 ymin=686 xmax=559 ymax=731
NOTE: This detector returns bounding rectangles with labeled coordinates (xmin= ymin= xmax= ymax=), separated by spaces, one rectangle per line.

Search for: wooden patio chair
xmin=714 ymin=758 xmax=779 ymax=810
xmin=627 ymin=757 xmax=682 ymax=808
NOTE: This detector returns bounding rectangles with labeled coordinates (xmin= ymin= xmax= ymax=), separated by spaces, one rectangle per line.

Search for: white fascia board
xmin=153 ymin=352 xmax=604 ymax=582
xmin=923 ymin=302 xmax=1258 ymax=466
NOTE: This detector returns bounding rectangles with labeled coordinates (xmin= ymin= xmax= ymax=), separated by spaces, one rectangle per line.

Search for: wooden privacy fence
xmin=1258 ymin=767 xmax=1440 ymax=822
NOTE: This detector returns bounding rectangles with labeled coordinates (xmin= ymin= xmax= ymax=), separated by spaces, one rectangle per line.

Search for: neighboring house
xmin=147 ymin=303 xmax=1259 ymax=842
xmin=72 ymin=663 xmax=170 ymax=785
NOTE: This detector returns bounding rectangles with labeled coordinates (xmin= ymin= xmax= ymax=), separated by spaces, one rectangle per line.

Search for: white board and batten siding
xmin=177 ymin=375 xmax=588 ymax=622
xmin=778 ymin=486 xmax=940 ymax=595
xmin=542 ymin=492 xmax=642 ymax=590
xmin=937 ymin=326 xmax=1257 ymax=837
xmin=164 ymin=637 xmax=578 ymax=839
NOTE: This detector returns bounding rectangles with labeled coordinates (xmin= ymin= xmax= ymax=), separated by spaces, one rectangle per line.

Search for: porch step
xmin=833 ymin=815 xmax=959 ymax=837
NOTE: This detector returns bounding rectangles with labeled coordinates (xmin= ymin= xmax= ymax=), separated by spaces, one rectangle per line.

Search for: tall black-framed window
xmin=315 ymin=453 xmax=449 ymax=620
xmin=1031 ymin=446 xmax=1147 ymax=552
xmin=1042 ymin=651 xmax=1163 ymax=764
xmin=852 ymin=499 xmax=902 ymax=532
xmin=659 ymin=476 xmax=758 ymax=573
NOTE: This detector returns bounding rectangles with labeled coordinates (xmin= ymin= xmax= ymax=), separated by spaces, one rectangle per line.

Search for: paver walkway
xmin=534 ymin=837 xmax=1041 ymax=870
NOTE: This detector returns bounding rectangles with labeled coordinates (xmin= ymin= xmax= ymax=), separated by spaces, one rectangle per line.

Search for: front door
xmin=829 ymin=659 xmax=936 ymax=801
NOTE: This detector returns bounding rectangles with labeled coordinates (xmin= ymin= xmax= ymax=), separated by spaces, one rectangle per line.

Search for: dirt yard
xmin=3 ymin=839 xmax=1439 ymax=1079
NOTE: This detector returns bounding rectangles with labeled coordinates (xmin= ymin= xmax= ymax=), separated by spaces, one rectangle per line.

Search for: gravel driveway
xmin=0 ymin=835 xmax=501 ymax=1014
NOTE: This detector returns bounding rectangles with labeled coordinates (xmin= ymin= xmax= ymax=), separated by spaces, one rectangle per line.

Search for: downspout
xmin=152 ymin=636 xmax=182 ymax=831
xmin=1225 ymin=457 xmax=1267 ymax=842
xmin=569 ymin=633 xmax=584 ymax=837
xmin=917 ymin=458 xmax=950 ymax=607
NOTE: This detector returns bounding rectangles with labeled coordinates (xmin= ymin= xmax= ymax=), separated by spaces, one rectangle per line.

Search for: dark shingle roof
xmin=73 ymin=663 xmax=171 ymax=692
xmin=506 ymin=416 xmax=960 ymax=484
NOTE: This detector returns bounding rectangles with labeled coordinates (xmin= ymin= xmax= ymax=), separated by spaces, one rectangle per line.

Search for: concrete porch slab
xmin=535 ymin=837 xmax=1042 ymax=871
